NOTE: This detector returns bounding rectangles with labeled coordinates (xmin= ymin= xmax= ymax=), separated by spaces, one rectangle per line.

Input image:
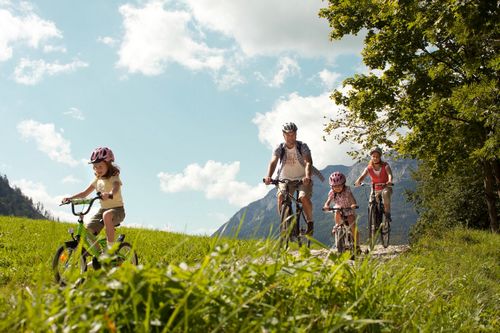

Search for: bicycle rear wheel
xmin=115 ymin=242 xmax=138 ymax=266
xmin=52 ymin=244 xmax=87 ymax=286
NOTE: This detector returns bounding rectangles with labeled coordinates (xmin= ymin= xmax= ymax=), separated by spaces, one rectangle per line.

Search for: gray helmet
xmin=370 ymin=146 xmax=382 ymax=156
xmin=282 ymin=122 xmax=298 ymax=133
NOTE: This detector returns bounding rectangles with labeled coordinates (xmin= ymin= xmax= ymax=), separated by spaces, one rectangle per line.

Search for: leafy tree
xmin=407 ymin=159 xmax=490 ymax=242
xmin=319 ymin=0 xmax=499 ymax=232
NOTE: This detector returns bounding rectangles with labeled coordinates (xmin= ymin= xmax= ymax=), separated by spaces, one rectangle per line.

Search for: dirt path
xmin=305 ymin=244 xmax=411 ymax=261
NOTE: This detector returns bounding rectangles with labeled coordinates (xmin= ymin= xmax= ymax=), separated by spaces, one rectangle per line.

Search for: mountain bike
xmin=52 ymin=193 xmax=138 ymax=286
xmin=361 ymin=183 xmax=393 ymax=248
xmin=323 ymin=206 xmax=358 ymax=254
xmin=265 ymin=178 xmax=311 ymax=249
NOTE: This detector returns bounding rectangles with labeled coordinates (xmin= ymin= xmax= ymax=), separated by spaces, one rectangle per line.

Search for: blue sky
xmin=1 ymin=0 xmax=366 ymax=235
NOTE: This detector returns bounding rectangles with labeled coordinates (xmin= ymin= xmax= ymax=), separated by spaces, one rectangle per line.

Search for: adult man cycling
xmin=263 ymin=122 xmax=324 ymax=235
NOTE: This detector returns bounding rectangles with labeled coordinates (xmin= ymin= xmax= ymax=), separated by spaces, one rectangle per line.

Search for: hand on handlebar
xmin=263 ymin=177 xmax=272 ymax=185
xmin=60 ymin=198 xmax=71 ymax=205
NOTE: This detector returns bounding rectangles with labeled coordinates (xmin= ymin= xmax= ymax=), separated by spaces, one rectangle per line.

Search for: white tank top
xmin=280 ymin=146 xmax=305 ymax=180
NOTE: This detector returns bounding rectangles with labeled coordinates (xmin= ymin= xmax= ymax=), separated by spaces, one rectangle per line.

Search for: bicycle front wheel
xmin=368 ymin=204 xmax=378 ymax=247
xmin=381 ymin=218 xmax=390 ymax=248
xmin=52 ymin=245 xmax=87 ymax=286
xmin=335 ymin=227 xmax=346 ymax=253
xmin=279 ymin=204 xmax=292 ymax=249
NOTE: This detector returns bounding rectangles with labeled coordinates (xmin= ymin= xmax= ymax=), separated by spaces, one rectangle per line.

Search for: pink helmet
xmin=89 ymin=147 xmax=114 ymax=164
xmin=329 ymin=172 xmax=346 ymax=187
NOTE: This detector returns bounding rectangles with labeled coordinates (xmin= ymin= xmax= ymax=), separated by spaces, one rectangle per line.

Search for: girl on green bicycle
xmin=62 ymin=147 xmax=125 ymax=251
xmin=323 ymin=171 xmax=360 ymax=250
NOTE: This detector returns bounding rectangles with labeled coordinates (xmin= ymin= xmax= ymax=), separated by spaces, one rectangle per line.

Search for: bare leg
xmin=102 ymin=210 xmax=115 ymax=243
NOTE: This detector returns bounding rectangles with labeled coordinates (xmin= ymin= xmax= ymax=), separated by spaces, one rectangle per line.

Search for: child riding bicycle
xmin=62 ymin=147 xmax=125 ymax=251
xmin=323 ymin=171 xmax=360 ymax=252
xmin=354 ymin=146 xmax=394 ymax=222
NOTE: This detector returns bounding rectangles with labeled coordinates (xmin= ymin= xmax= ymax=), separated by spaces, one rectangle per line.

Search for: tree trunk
xmin=483 ymin=161 xmax=499 ymax=233
xmin=492 ymin=159 xmax=500 ymax=201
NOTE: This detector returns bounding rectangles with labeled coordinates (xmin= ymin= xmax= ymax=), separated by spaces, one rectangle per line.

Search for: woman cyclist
xmin=354 ymin=147 xmax=393 ymax=222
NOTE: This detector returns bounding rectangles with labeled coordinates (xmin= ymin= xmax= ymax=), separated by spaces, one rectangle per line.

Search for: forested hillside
xmin=0 ymin=175 xmax=49 ymax=219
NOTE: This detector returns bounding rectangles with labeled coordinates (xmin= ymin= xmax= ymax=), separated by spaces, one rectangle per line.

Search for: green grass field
xmin=0 ymin=216 xmax=498 ymax=332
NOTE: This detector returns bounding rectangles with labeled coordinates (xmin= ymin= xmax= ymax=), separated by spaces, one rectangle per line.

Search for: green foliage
xmin=408 ymin=159 xmax=491 ymax=242
xmin=0 ymin=217 xmax=498 ymax=332
xmin=319 ymin=0 xmax=499 ymax=231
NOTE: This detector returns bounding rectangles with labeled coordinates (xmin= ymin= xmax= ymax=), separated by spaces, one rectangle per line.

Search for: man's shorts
xmin=277 ymin=180 xmax=313 ymax=199
xmin=87 ymin=206 xmax=126 ymax=235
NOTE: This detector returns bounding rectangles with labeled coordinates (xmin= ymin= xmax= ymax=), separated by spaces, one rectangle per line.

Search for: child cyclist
xmin=323 ymin=171 xmax=360 ymax=252
xmin=62 ymin=147 xmax=125 ymax=251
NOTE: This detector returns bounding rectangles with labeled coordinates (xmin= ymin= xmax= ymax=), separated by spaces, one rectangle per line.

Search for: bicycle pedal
xmin=92 ymin=257 xmax=101 ymax=270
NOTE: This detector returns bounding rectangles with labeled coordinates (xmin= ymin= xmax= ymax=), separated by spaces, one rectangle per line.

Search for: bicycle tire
xmin=279 ymin=204 xmax=292 ymax=249
xmin=381 ymin=217 xmax=390 ymax=248
xmin=52 ymin=244 xmax=87 ymax=286
xmin=115 ymin=242 xmax=138 ymax=266
xmin=335 ymin=226 xmax=346 ymax=253
xmin=368 ymin=204 xmax=378 ymax=247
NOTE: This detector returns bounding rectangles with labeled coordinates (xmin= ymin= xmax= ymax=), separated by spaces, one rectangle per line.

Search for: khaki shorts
xmin=277 ymin=180 xmax=313 ymax=199
xmin=87 ymin=206 xmax=125 ymax=235
xmin=371 ymin=187 xmax=392 ymax=206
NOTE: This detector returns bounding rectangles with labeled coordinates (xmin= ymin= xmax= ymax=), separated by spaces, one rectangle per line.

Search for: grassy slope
xmin=0 ymin=216 xmax=498 ymax=332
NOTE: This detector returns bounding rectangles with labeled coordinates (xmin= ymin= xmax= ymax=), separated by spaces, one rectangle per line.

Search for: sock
xmin=107 ymin=241 xmax=115 ymax=249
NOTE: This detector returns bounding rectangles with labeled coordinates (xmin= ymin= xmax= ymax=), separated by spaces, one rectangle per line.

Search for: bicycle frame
xmin=362 ymin=183 xmax=392 ymax=248
xmin=265 ymin=178 xmax=310 ymax=248
xmin=323 ymin=206 xmax=358 ymax=254
xmin=64 ymin=196 xmax=107 ymax=257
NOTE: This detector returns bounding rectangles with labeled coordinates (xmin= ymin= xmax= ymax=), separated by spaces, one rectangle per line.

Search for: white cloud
xmin=13 ymin=58 xmax=88 ymax=85
xmin=43 ymin=44 xmax=67 ymax=53
xmin=63 ymin=107 xmax=85 ymax=120
xmin=11 ymin=178 xmax=76 ymax=222
xmin=0 ymin=4 xmax=62 ymax=61
xmin=62 ymin=175 xmax=81 ymax=184
xmin=269 ymin=56 xmax=300 ymax=87
xmin=97 ymin=36 xmax=117 ymax=46
xmin=252 ymin=91 xmax=356 ymax=169
xmin=158 ymin=160 xmax=269 ymax=207
xmin=17 ymin=119 xmax=79 ymax=166
xmin=184 ymin=0 xmax=364 ymax=58
xmin=318 ymin=69 xmax=342 ymax=90
xmin=117 ymin=1 xmax=224 ymax=75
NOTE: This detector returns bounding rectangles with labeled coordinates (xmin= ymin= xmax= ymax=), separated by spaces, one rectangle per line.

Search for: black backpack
xmin=278 ymin=141 xmax=304 ymax=162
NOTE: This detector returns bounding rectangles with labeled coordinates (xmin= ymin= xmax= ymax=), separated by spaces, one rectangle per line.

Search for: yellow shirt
xmin=91 ymin=175 xmax=124 ymax=209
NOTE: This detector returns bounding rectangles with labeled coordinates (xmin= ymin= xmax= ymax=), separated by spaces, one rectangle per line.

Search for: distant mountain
xmin=214 ymin=159 xmax=419 ymax=245
xmin=0 ymin=174 xmax=49 ymax=219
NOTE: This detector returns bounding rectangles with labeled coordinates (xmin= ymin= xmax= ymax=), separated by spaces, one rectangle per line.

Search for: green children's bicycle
xmin=52 ymin=193 xmax=138 ymax=286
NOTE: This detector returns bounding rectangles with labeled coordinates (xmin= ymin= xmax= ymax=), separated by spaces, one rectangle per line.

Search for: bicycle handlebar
xmin=60 ymin=192 xmax=105 ymax=216
xmin=322 ymin=205 xmax=359 ymax=212
xmin=262 ymin=178 xmax=304 ymax=186
xmin=358 ymin=182 xmax=394 ymax=188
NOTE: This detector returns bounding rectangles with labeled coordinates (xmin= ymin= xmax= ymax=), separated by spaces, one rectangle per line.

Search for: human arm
xmin=302 ymin=154 xmax=313 ymax=185
xmin=101 ymin=180 xmax=120 ymax=200
xmin=264 ymin=155 xmax=279 ymax=185
xmin=385 ymin=164 xmax=394 ymax=185
xmin=348 ymin=187 xmax=358 ymax=208
xmin=354 ymin=167 xmax=368 ymax=186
